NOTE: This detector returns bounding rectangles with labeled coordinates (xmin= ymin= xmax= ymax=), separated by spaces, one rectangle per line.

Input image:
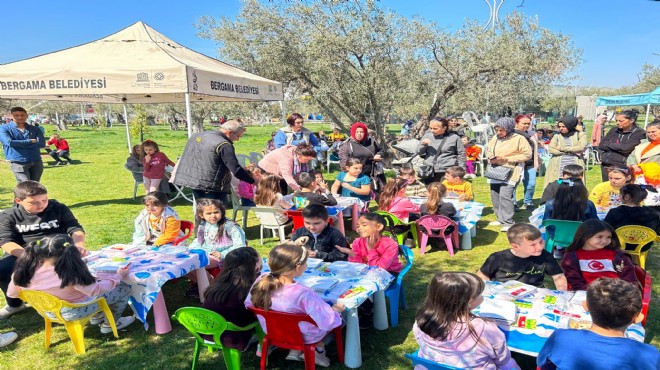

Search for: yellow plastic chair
xmin=615 ymin=226 xmax=657 ymax=269
xmin=19 ymin=290 xmax=118 ymax=354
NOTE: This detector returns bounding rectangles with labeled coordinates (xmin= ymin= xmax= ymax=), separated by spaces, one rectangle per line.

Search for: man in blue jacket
xmin=0 ymin=107 xmax=45 ymax=182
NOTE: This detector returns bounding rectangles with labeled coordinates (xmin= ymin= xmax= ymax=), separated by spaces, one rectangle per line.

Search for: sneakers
xmin=519 ymin=203 xmax=534 ymax=211
xmin=315 ymin=347 xmax=331 ymax=367
xmin=0 ymin=332 xmax=18 ymax=347
xmin=55 ymin=161 xmax=64 ymax=166
xmin=285 ymin=349 xmax=304 ymax=361
xmin=89 ymin=312 xmax=105 ymax=325
xmin=0 ymin=303 xmax=26 ymax=320
xmin=488 ymin=221 xmax=502 ymax=226
xmin=256 ymin=344 xmax=276 ymax=358
xmin=100 ymin=316 xmax=135 ymax=334
xmin=500 ymin=226 xmax=511 ymax=232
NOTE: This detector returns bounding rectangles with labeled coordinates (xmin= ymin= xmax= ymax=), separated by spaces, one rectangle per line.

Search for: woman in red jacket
xmin=46 ymin=134 xmax=72 ymax=165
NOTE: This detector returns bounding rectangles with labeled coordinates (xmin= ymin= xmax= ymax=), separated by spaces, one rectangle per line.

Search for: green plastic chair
xmin=374 ymin=211 xmax=418 ymax=248
xmin=541 ymin=219 xmax=582 ymax=253
xmin=172 ymin=307 xmax=264 ymax=370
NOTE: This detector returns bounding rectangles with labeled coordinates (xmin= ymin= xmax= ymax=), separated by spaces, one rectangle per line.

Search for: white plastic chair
xmin=230 ymin=188 xmax=252 ymax=229
xmin=124 ymin=164 xmax=143 ymax=200
xmin=474 ymin=144 xmax=487 ymax=177
xmin=248 ymin=151 xmax=263 ymax=164
xmin=251 ymin=207 xmax=292 ymax=244
xmin=236 ymin=154 xmax=251 ymax=167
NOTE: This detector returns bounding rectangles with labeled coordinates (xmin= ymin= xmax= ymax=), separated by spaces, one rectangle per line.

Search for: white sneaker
xmin=0 ymin=332 xmax=18 ymax=347
xmin=285 ymin=349 xmax=304 ymax=361
xmin=500 ymin=226 xmax=511 ymax=232
xmin=89 ymin=312 xmax=105 ymax=325
xmin=488 ymin=221 xmax=502 ymax=226
xmin=100 ymin=316 xmax=135 ymax=334
xmin=0 ymin=303 xmax=26 ymax=320
xmin=315 ymin=348 xmax=331 ymax=367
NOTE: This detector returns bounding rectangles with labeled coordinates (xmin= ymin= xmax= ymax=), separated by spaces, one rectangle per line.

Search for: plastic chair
xmin=248 ymin=151 xmax=264 ymax=164
xmin=474 ymin=144 xmax=487 ymax=177
xmin=634 ymin=266 xmax=652 ymax=326
xmin=285 ymin=210 xmax=305 ymax=232
xmin=172 ymin=307 xmax=264 ymax=370
xmin=415 ymin=215 xmax=460 ymax=256
xmin=173 ymin=220 xmax=194 ymax=246
xmin=384 ymin=245 xmax=413 ymax=327
xmin=236 ymin=154 xmax=251 ymax=167
xmin=374 ymin=211 xmax=418 ymax=248
xmin=230 ymin=188 xmax=252 ymax=229
xmin=541 ymin=219 xmax=582 ymax=253
xmin=615 ymin=226 xmax=657 ymax=269
xmin=252 ymin=207 xmax=292 ymax=243
xmin=18 ymin=290 xmax=118 ymax=354
xmin=326 ymin=150 xmax=341 ymax=173
xmin=247 ymin=307 xmax=344 ymax=370
xmin=124 ymin=163 xmax=143 ymax=200
xmin=405 ymin=350 xmax=462 ymax=370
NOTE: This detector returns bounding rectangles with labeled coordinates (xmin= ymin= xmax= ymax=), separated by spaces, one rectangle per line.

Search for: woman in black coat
xmin=339 ymin=122 xmax=386 ymax=192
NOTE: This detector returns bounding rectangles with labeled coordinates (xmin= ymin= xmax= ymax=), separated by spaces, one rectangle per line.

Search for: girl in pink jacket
xmin=142 ymin=140 xmax=175 ymax=193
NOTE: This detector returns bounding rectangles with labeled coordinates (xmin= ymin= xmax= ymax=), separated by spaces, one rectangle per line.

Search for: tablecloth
xmin=86 ymin=247 xmax=209 ymax=329
xmin=474 ymin=281 xmax=645 ymax=356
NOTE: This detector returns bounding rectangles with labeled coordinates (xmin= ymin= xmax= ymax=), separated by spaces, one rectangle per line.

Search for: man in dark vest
xmin=173 ymin=120 xmax=254 ymax=205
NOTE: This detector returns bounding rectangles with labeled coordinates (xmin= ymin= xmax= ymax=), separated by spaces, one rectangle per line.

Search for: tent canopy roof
xmin=0 ymin=21 xmax=283 ymax=103
xmin=596 ymin=86 xmax=660 ymax=107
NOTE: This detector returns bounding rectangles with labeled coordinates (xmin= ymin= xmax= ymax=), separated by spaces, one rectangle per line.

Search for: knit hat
xmin=494 ymin=117 xmax=516 ymax=135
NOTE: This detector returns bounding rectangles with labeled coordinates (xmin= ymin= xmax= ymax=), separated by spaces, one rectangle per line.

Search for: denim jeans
xmin=520 ymin=166 xmax=537 ymax=205
xmin=9 ymin=161 xmax=44 ymax=183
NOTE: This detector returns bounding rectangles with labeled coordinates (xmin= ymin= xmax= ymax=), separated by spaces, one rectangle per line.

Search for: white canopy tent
xmin=0 ymin=21 xmax=283 ymax=150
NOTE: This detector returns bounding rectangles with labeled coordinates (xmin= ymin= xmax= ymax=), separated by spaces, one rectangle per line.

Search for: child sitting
xmin=537 ymin=278 xmax=659 ymax=370
xmin=477 ymin=223 xmax=567 ymax=290
xmin=254 ymin=174 xmax=293 ymax=224
xmin=245 ymin=243 xmax=345 ymax=366
xmin=238 ymin=164 xmax=262 ymax=206
xmin=398 ymin=165 xmax=428 ymax=197
xmin=589 ymin=167 xmax=631 ymax=209
xmin=540 ymin=164 xmax=584 ymax=204
xmin=292 ymin=172 xmax=337 ymax=209
xmin=331 ymin=158 xmax=372 ymax=207
xmin=340 ymin=213 xmax=403 ymax=274
xmin=7 ymin=234 xmax=135 ymax=333
xmin=420 ymin=182 xmax=456 ymax=218
xmin=132 ymin=191 xmax=182 ymax=248
xmin=442 ymin=166 xmax=474 ymax=201
xmin=604 ymin=184 xmax=660 ymax=248
xmin=463 ymin=137 xmax=481 ymax=179
xmin=561 ymin=219 xmax=638 ymax=291
xmin=414 ymin=272 xmax=520 ymax=370
xmin=543 ymin=179 xmax=597 ymax=222
xmin=291 ymin=205 xmax=348 ymax=262
xmin=203 ymin=247 xmax=261 ymax=351
xmin=378 ymin=178 xmax=420 ymax=222
xmin=310 ymin=170 xmax=329 ymax=194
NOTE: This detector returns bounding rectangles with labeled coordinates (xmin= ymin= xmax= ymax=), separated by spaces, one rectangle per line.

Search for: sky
xmin=2 ymin=0 xmax=658 ymax=88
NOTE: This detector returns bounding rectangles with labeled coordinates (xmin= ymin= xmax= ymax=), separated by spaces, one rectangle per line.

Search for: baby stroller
xmin=390 ymin=139 xmax=425 ymax=173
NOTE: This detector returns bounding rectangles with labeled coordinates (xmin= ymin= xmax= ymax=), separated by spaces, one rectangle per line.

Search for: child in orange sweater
xmin=463 ymin=137 xmax=481 ymax=179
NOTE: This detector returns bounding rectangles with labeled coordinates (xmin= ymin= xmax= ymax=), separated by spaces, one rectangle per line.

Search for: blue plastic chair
xmin=384 ymin=245 xmax=414 ymax=327
xmin=405 ymin=350 xmax=462 ymax=370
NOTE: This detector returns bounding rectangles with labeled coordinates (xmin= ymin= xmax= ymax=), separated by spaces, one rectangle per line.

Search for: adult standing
xmin=173 ymin=120 xmax=254 ymax=205
xmin=417 ymin=117 xmax=466 ymax=184
xmin=544 ymin=116 xmax=587 ymax=187
xmin=0 ymin=181 xmax=87 ymax=319
xmin=591 ymin=114 xmax=607 ymax=147
xmin=273 ymin=113 xmax=320 ymax=149
xmin=0 ymin=107 xmax=45 ymax=183
xmin=258 ymin=143 xmax=317 ymax=192
xmin=486 ymin=117 xmax=532 ymax=232
xmin=628 ymin=120 xmax=660 ymax=182
xmin=598 ymin=110 xmax=646 ymax=182
xmin=514 ymin=114 xmax=538 ymax=209
xmin=339 ymin=122 xmax=386 ymax=192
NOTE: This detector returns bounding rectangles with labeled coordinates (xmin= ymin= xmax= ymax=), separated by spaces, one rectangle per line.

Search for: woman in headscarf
xmin=339 ymin=122 xmax=386 ymax=192
xmin=486 ymin=117 xmax=532 ymax=232
xmin=417 ymin=117 xmax=466 ymax=184
xmin=544 ymin=115 xmax=587 ymax=187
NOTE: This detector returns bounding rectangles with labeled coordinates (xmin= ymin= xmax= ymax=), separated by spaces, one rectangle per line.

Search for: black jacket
xmin=338 ymin=138 xmax=383 ymax=177
xmin=0 ymin=200 xmax=84 ymax=248
xmin=173 ymin=131 xmax=253 ymax=193
xmin=598 ymin=125 xmax=646 ymax=167
xmin=291 ymin=225 xmax=348 ymax=262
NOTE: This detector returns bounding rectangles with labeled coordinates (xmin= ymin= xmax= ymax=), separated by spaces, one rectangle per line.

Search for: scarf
xmin=350 ymin=122 xmax=369 ymax=143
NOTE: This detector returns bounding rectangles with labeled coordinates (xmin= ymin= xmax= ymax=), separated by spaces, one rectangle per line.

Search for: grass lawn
xmin=0 ymin=122 xmax=658 ymax=370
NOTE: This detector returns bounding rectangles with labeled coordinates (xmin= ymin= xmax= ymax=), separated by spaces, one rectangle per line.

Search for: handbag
xmin=484 ymin=139 xmax=512 ymax=181
xmin=418 ymin=136 xmax=449 ymax=179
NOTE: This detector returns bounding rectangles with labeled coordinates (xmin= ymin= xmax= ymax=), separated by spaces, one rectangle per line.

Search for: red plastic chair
xmin=635 ymin=266 xmax=652 ymax=326
xmin=285 ymin=210 xmax=333 ymax=234
xmin=415 ymin=215 xmax=459 ymax=256
xmin=173 ymin=220 xmax=194 ymax=246
xmin=248 ymin=307 xmax=344 ymax=370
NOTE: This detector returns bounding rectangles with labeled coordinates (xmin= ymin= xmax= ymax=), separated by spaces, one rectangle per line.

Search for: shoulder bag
xmin=485 ymin=139 xmax=513 ymax=181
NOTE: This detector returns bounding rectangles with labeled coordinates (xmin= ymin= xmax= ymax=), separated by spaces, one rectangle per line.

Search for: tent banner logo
xmin=0 ymin=78 xmax=107 ymax=91
xmin=210 ymin=80 xmax=260 ymax=95
xmin=136 ymin=73 xmax=149 ymax=82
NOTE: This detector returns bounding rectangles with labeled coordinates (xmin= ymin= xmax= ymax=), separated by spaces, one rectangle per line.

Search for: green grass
xmin=0 ymin=123 xmax=658 ymax=370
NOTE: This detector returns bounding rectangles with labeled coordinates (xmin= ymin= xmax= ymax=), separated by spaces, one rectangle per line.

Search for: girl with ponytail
xmin=245 ymin=242 xmax=344 ymax=366
xmin=8 ymin=234 xmax=135 ymax=333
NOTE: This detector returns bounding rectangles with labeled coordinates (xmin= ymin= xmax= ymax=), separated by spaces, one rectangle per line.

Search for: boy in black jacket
xmin=291 ymin=205 xmax=348 ymax=262
xmin=0 ymin=181 xmax=86 ymax=319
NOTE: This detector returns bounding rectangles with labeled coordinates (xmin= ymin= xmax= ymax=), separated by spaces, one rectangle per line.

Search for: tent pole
xmin=280 ymin=100 xmax=286 ymax=125
xmin=124 ymin=103 xmax=131 ymax=154
xmin=645 ymin=103 xmax=651 ymax=128
xmin=185 ymin=93 xmax=193 ymax=138
xmin=80 ymin=103 xmax=85 ymax=126
xmin=55 ymin=112 xmax=60 ymax=128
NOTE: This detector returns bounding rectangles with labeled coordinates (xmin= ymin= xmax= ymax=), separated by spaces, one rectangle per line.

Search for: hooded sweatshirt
xmin=412 ymin=319 xmax=513 ymax=370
